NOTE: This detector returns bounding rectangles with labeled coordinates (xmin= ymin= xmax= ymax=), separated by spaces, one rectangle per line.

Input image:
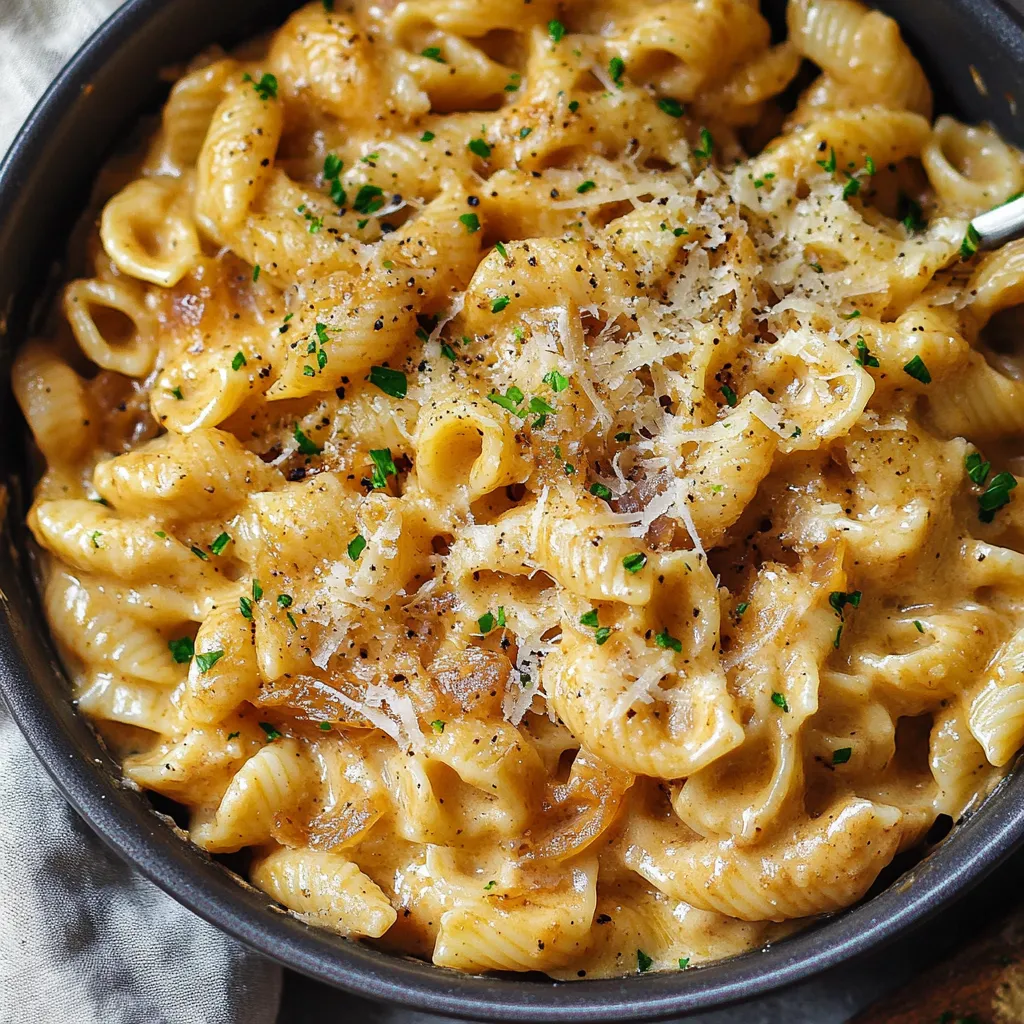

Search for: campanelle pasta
xmin=17 ymin=0 xmax=1024 ymax=979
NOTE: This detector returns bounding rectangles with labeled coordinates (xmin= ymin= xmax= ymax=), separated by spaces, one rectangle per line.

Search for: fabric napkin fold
xmin=0 ymin=2 xmax=283 ymax=1022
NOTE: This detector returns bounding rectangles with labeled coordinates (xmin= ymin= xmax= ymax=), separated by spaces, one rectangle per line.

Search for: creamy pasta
xmin=17 ymin=0 xmax=1024 ymax=979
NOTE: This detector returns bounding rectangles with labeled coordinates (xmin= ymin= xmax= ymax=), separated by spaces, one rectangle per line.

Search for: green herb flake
xmin=89 ymin=530 xmax=102 ymax=549
xmin=615 ymin=431 xmax=631 ymax=442
xmin=478 ymin=611 xmax=495 ymax=634
xmin=459 ymin=212 xmax=481 ymax=233
xmin=319 ymin=721 xmax=332 ymax=731
xmin=252 ymin=265 xmax=261 ymax=283
xmin=903 ymin=354 xmax=932 ymax=384
xmin=771 ymin=691 xmax=790 ymax=712
xmin=431 ymin=720 xmax=446 ymax=734
xmin=637 ymin=949 xmax=653 ymax=974
xmin=832 ymin=746 xmax=853 ymax=765
xmin=913 ymin=620 xmax=925 ymax=633
xmin=369 ymin=364 xmax=408 ymax=398
xmin=548 ymin=19 xmax=565 ymax=42
xmin=369 ymin=447 xmax=397 ymax=489
xmin=170 ymin=387 xmax=184 ymax=400
xmin=609 ymin=56 xmax=625 ymax=87
xmin=491 ymin=294 xmax=510 ymax=313
xmin=568 ymin=100 xmax=579 ymax=113
xmin=195 ymin=649 xmax=225 ymax=673
xmin=348 ymin=535 xmax=367 ymax=561
xmin=580 ymin=609 xmax=599 ymax=628
xmin=441 ymin=343 xmax=457 ymax=361
xmin=589 ymin=482 xmax=613 ymax=501
xmin=420 ymin=130 xmax=435 ymax=142
xmin=678 ymin=958 xmax=690 ymax=970
xmin=494 ymin=240 xmax=509 ymax=261
xmin=855 ymin=337 xmax=879 ymax=368
xmin=421 ymin=46 xmax=446 ymax=63
xmin=239 ymin=595 xmax=253 ymax=620
xmin=577 ymin=180 xmax=596 ymax=194
xmin=294 ymin=424 xmax=323 ymax=457
xmin=979 ymin=470 xmax=1018 ymax=523
xmin=497 ymin=606 xmax=506 ymax=628
xmin=693 ymin=127 xmax=713 ymax=160
xmin=277 ymin=594 xmax=293 ymax=609
xmin=736 ymin=602 xmax=749 ymax=617
xmin=352 ymin=184 xmax=385 ymax=215
xmin=519 ymin=126 xmax=532 ymax=139
xmin=816 ymin=146 xmax=837 ymax=175
xmin=898 ymin=192 xmax=925 ymax=233
xmin=468 ymin=137 xmax=492 ymax=159
xmin=210 ymin=532 xmax=232 ymax=556
xmin=252 ymin=579 xmax=263 ymax=603
xmin=190 ymin=545 xmax=209 ymax=561
xmin=259 ymin=721 xmax=282 ymax=741
xmin=623 ymin=552 xmax=647 ymax=574
xmin=655 ymin=628 xmax=682 ymax=652
xmin=487 ymin=386 xmax=525 ymax=415
xmin=231 ymin=350 xmax=247 ymax=371
xmin=834 ymin=623 xmax=844 ymax=649
xmin=658 ymin=97 xmax=684 ymax=118
xmin=966 ymin=452 xmax=991 ymax=486
xmin=595 ymin=626 xmax=612 ymax=645
xmin=721 ymin=383 xmax=738 ymax=407
xmin=244 ymin=71 xmax=278 ymax=101
xmin=168 ymin=637 xmax=195 ymax=664
xmin=543 ymin=369 xmax=569 ymax=393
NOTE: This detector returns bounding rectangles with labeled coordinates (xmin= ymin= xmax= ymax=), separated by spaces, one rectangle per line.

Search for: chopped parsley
xmin=771 ymin=691 xmax=790 ymax=712
xmin=840 ymin=310 xmax=862 ymax=320
xmin=637 ymin=949 xmax=653 ymax=973
xmin=816 ymin=147 xmax=837 ymax=175
xmin=252 ymin=579 xmax=263 ymax=603
xmin=369 ymin=447 xmax=397 ymax=489
xmin=913 ymin=620 xmax=925 ymax=633
xmin=294 ymin=424 xmax=322 ymax=456
xmin=568 ymin=100 xmax=579 ymax=113
xmin=319 ymin=722 xmax=332 ymax=731
xmin=210 ymin=532 xmax=232 ymax=556
xmin=431 ymin=720 xmax=445 ymax=734
xmin=491 ymin=294 xmax=510 ymax=313
xmin=252 ymin=265 xmax=261 ymax=283
xmin=829 ymin=590 xmax=862 ymax=619
xmin=170 ymin=387 xmax=184 ymax=400
xmin=655 ymin=628 xmax=682 ymax=652
xmin=459 ymin=212 xmax=481 ymax=233
xmin=277 ymin=594 xmax=293 ymax=608
xmin=323 ymin=153 xmax=343 ymax=180
xmin=577 ymin=180 xmax=596 ymax=194
xmin=519 ymin=126 xmax=532 ymax=139
xmin=239 ymin=596 xmax=253 ymax=619
xmin=168 ymin=637 xmax=195 ymax=664
xmin=832 ymin=747 xmax=852 ymax=765
xmin=834 ymin=624 xmax=844 ymax=649
xmin=421 ymin=46 xmax=445 ymax=63
xmin=595 ymin=626 xmax=611 ymax=645
xmin=231 ymin=350 xmax=246 ymax=371
xmin=589 ymin=482 xmax=612 ymax=501
xmin=495 ymin=241 xmax=509 ymax=261
xmin=348 ymin=535 xmax=367 ymax=561
xmin=243 ymin=72 xmax=278 ymax=101
xmin=259 ymin=722 xmax=282 ymax=741
xmin=898 ymin=193 xmax=925 ymax=233
xmin=608 ymin=56 xmax=625 ymax=87
xmin=548 ymin=19 xmax=565 ymax=42
xmin=736 ymin=602 xmax=749 ymax=617
xmin=352 ymin=184 xmax=384 ymax=215
xmin=195 ymin=649 xmax=225 ymax=673
xmin=89 ymin=531 xmax=102 ymax=549
xmin=543 ymin=369 xmax=569 ymax=392
xmin=854 ymin=337 xmax=879 ymax=368
xmin=679 ymin=958 xmax=690 ymax=970
xmin=693 ymin=128 xmax=713 ymax=161
xmin=369 ymin=365 xmax=408 ymax=398
xmin=721 ymin=383 xmax=738 ymax=407
xmin=420 ymin=131 xmax=435 ymax=142
xmin=505 ymin=73 xmax=521 ymax=93
xmin=487 ymin=385 xmax=525 ymax=414
xmin=478 ymin=611 xmax=496 ymax=634
xmin=580 ymin=609 xmax=599 ymax=628
xmin=966 ymin=452 xmax=991 ymax=486
xmin=978 ymin=470 xmax=1017 ymax=523
xmin=903 ymin=354 xmax=932 ymax=384
xmin=658 ymin=97 xmax=684 ymax=118
xmin=190 ymin=545 xmax=209 ymax=561
xmin=468 ymin=138 xmax=492 ymax=159
xmin=622 ymin=552 xmax=647 ymax=574
xmin=483 ymin=879 xmax=496 ymax=890
xmin=441 ymin=343 xmax=457 ymax=361
xmin=615 ymin=431 xmax=631 ymax=442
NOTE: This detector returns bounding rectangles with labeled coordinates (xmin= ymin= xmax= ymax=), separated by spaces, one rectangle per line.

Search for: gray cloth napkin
xmin=0 ymin=3 xmax=283 ymax=1022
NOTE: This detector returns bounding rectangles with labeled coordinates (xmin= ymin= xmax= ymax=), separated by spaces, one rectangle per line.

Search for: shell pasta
xmin=18 ymin=0 xmax=1024 ymax=978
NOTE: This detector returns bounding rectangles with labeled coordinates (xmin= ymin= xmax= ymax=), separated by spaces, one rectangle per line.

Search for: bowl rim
xmin=3 ymin=1 xmax=1024 ymax=1020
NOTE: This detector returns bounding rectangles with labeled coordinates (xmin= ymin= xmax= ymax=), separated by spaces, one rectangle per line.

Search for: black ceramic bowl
xmin=3 ymin=2 xmax=1024 ymax=1020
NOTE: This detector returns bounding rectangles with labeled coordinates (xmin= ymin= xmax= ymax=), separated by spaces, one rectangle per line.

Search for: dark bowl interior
xmin=3 ymin=1 xmax=1024 ymax=1020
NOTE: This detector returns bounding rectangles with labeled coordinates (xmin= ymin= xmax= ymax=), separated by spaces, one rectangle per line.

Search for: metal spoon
xmin=970 ymin=194 xmax=1024 ymax=250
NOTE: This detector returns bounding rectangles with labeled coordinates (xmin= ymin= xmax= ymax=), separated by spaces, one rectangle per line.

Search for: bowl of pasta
xmin=4 ymin=0 xmax=1024 ymax=1018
